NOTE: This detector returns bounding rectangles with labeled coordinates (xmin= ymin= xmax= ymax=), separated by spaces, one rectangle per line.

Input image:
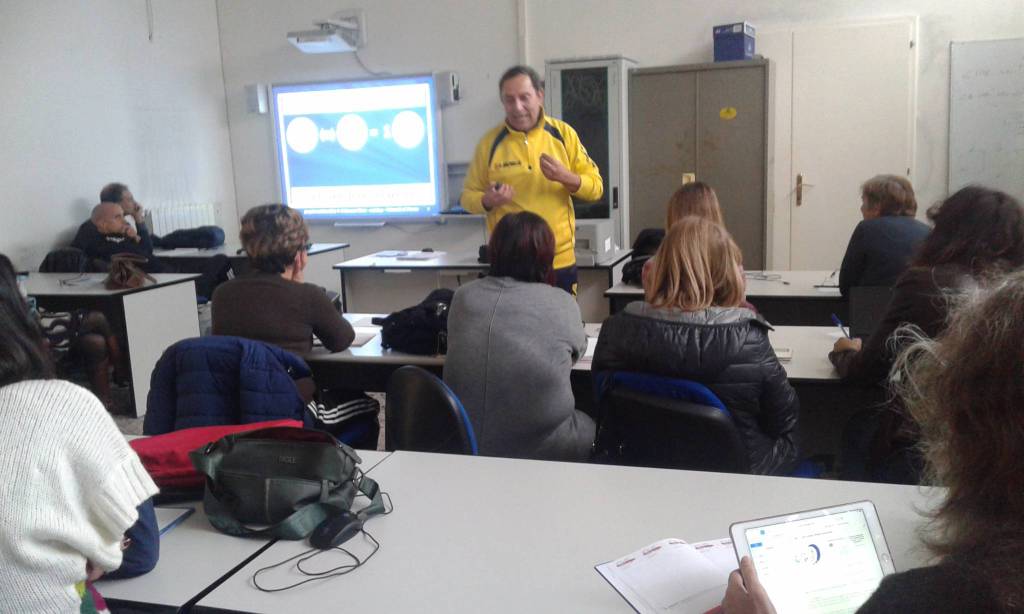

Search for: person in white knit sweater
xmin=0 ymin=254 xmax=159 ymax=612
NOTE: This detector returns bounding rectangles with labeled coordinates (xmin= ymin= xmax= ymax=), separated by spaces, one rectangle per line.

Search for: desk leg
xmin=121 ymin=282 xmax=200 ymax=417
xmin=340 ymin=271 xmax=348 ymax=312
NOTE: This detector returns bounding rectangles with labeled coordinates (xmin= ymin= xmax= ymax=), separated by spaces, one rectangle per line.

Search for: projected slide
xmin=272 ymin=75 xmax=443 ymax=220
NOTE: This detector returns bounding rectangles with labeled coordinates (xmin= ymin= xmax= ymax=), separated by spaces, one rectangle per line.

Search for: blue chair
xmin=592 ymin=372 xmax=750 ymax=473
xmin=385 ymin=366 xmax=477 ymax=455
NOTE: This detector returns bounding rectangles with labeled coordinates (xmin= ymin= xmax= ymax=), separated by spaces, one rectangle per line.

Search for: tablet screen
xmin=743 ymin=508 xmax=886 ymax=613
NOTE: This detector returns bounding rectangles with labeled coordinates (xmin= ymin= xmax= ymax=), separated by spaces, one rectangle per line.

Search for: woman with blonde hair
xmin=665 ymin=181 xmax=723 ymax=229
xmin=594 ymin=216 xmax=799 ymax=475
xmin=640 ymin=182 xmax=724 ymax=289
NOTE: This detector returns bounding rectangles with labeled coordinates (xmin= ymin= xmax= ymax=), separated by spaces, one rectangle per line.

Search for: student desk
xmin=334 ymin=249 xmax=631 ymax=322
xmin=605 ymin=270 xmax=847 ymax=325
xmin=155 ymin=241 xmax=348 ymax=298
xmin=27 ymin=272 xmax=201 ymax=417
xmin=155 ymin=242 xmax=349 ymax=275
xmin=195 ymin=450 xmax=941 ymax=614
xmin=308 ymin=317 xmax=839 ymax=392
xmin=96 ymin=449 xmax=391 ymax=611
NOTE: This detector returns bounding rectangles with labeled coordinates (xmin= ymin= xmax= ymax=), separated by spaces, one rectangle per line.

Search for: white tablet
xmin=730 ymin=501 xmax=895 ymax=614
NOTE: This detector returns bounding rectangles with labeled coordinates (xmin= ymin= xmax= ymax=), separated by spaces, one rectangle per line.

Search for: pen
xmin=830 ymin=313 xmax=851 ymax=339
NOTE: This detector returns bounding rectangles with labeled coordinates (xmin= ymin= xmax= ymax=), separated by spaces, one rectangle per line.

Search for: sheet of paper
xmin=583 ymin=337 xmax=598 ymax=359
xmin=350 ymin=328 xmax=379 ymax=347
xmin=348 ymin=316 xmax=379 ymax=327
xmin=155 ymin=507 xmax=194 ymax=536
xmin=394 ymin=251 xmax=446 ymax=261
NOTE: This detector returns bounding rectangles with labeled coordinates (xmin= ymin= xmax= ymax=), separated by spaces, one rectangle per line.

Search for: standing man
xmin=461 ymin=65 xmax=603 ymax=295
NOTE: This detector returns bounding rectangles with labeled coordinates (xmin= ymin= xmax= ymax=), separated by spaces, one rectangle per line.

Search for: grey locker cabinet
xmin=629 ymin=60 xmax=770 ymax=269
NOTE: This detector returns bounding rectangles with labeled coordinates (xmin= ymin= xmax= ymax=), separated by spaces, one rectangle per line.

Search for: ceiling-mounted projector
xmin=288 ymin=12 xmax=365 ymax=54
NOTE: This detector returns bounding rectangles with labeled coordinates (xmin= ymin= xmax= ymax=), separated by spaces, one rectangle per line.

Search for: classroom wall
xmin=0 ymin=0 xmax=237 ymax=271
xmin=215 ymin=0 xmax=1022 ymax=265
xmin=214 ymin=0 xmax=518 ymax=259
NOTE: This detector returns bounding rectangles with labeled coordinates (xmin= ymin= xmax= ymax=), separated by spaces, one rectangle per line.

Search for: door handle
xmin=795 ymin=174 xmax=815 ymax=207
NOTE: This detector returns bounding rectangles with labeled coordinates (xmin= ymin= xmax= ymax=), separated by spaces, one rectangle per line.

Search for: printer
xmin=574 ymin=219 xmax=615 ymax=265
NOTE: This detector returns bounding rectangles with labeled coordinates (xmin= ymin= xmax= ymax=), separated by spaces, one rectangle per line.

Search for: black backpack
xmin=373 ymin=288 xmax=454 ymax=355
xmin=621 ymin=228 xmax=665 ymax=286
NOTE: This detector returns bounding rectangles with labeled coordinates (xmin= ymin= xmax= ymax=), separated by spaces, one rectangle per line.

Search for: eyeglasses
xmin=304 ymin=242 xmax=314 ymax=252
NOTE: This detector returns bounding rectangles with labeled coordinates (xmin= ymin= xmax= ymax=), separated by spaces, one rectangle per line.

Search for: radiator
xmin=146 ymin=202 xmax=220 ymax=236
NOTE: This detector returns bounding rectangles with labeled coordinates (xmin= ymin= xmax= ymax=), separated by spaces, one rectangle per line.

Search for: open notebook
xmin=596 ymin=537 xmax=737 ymax=614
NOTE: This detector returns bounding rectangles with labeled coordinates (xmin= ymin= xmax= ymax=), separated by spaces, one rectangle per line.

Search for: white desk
xmin=154 ymin=241 xmax=348 ymax=262
xmin=196 ymin=451 xmax=941 ymax=613
xmin=96 ymin=449 xmax=391 ymax=609
xmin=27 ymin=272 xmax=201 ymax=416
xmin=335 ymin=249 xmax=631 ymax=322
xmin=606 ymin=270 xmax=845 ymax=326
xmin=309 ymin=316 xmax=838 ymax=387
xmin=769 ymin=326 xmax=840 ymax=383
xmin=156 ymin=242 xmax=349 ymax=294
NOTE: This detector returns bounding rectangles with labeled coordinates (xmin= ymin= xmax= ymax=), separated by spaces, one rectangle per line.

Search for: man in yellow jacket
xmin=461 ymin=65 xmax=603 ymax=295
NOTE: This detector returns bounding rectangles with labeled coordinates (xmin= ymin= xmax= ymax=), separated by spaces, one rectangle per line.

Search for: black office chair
xmin=593 ymin=372 xmax=750 ymax=473
xmin=849 ymin=286 xmax=894 ymax=339
xmin=384 ymin=365 xmax=478 ymax=455
xmin=39 ymin=247 xmax=90 ymax=273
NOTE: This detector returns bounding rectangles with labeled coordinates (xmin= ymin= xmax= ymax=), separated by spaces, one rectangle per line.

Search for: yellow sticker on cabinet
xmin=719 ymin=106 xmax=738 ymax=120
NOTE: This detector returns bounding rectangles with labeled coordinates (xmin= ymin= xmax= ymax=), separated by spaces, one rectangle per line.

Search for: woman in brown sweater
xmin=212 ymin=205 xmax=378 ymax=447
xmin=212 ymin=204 xmax=354 ymax=355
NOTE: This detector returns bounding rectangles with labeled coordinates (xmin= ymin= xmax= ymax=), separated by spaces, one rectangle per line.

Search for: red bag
xmin=130 ymin=420 xmax=304 ymax=492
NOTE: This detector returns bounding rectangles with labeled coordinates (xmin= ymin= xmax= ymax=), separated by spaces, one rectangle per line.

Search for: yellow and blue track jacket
xmin=461 ymin=111 xmax=603 ymax=269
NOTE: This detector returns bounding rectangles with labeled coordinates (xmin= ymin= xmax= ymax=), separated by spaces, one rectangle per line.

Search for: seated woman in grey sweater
xmin=444 ymin=212 xmax=594 ymax=461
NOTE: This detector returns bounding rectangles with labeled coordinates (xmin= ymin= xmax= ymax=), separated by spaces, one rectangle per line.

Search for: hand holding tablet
xmin=729 ymin=501 xmax=895 ymax=614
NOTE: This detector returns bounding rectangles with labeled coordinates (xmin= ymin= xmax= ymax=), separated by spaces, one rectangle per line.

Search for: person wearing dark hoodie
xmin=593 ymin=216 xmax=799 ymax=475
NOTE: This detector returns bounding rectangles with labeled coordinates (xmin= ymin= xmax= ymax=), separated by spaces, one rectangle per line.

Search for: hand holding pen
xmin=830 ymin=313 xmax=862 ymax=353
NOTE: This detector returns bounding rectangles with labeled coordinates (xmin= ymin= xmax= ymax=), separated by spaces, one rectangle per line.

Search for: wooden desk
xmin=27 ymin=272 xmax=201 ymax=417
xmin=97 ymin=449 xmax=391 ymax=610
xmin=335 ymin=249 xmax=631 ymax=322
xmin=606 ymin=270 xmax=846 ymax=325
xmin=195 ymin=451 xmax=942 ymax=614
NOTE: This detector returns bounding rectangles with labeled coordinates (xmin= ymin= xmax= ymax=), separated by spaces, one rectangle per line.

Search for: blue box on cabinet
xmin=713 ymin=22 xmax=756 ymax=62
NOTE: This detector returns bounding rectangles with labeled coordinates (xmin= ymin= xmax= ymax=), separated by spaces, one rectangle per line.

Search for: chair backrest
xmin=39 ymin=247 xmax=89 ymax=273
xmin=385 ymin=365 xmax=477 ymax=455
xmin=144 ymin=336 xmax=310 ymax=436
xmin=849 ymin=286 xmax=894 ymax=338
xmin=594 ymin=372 xmax=750 ymax=473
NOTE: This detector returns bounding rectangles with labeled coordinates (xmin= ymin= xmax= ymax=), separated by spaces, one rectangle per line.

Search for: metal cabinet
xmin=629 ymin=60 xmax=771 ymax=269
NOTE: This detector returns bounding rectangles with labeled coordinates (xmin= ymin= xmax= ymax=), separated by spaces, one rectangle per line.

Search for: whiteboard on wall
xmin=949 ymin=38 xmax=1024 ymax=200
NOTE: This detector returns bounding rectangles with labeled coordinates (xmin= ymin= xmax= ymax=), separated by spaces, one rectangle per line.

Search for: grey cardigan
xmin=443 ymin=276 xmax=595 ymax=461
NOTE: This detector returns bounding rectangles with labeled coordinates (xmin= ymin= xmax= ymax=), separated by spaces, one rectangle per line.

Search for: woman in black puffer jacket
xmin=593 ymin=217 xmax=799 ymax=475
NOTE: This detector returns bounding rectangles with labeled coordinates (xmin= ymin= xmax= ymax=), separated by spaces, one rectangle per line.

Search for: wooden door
xmin=788 ymin=20 xmax=916 ymax=269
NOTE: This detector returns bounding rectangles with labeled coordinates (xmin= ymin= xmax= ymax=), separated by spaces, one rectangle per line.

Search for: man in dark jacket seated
xmin=72 ymin=201 xmax=228 ymax=299
xmin=72 ymin=202 xmax=161 ymax=267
